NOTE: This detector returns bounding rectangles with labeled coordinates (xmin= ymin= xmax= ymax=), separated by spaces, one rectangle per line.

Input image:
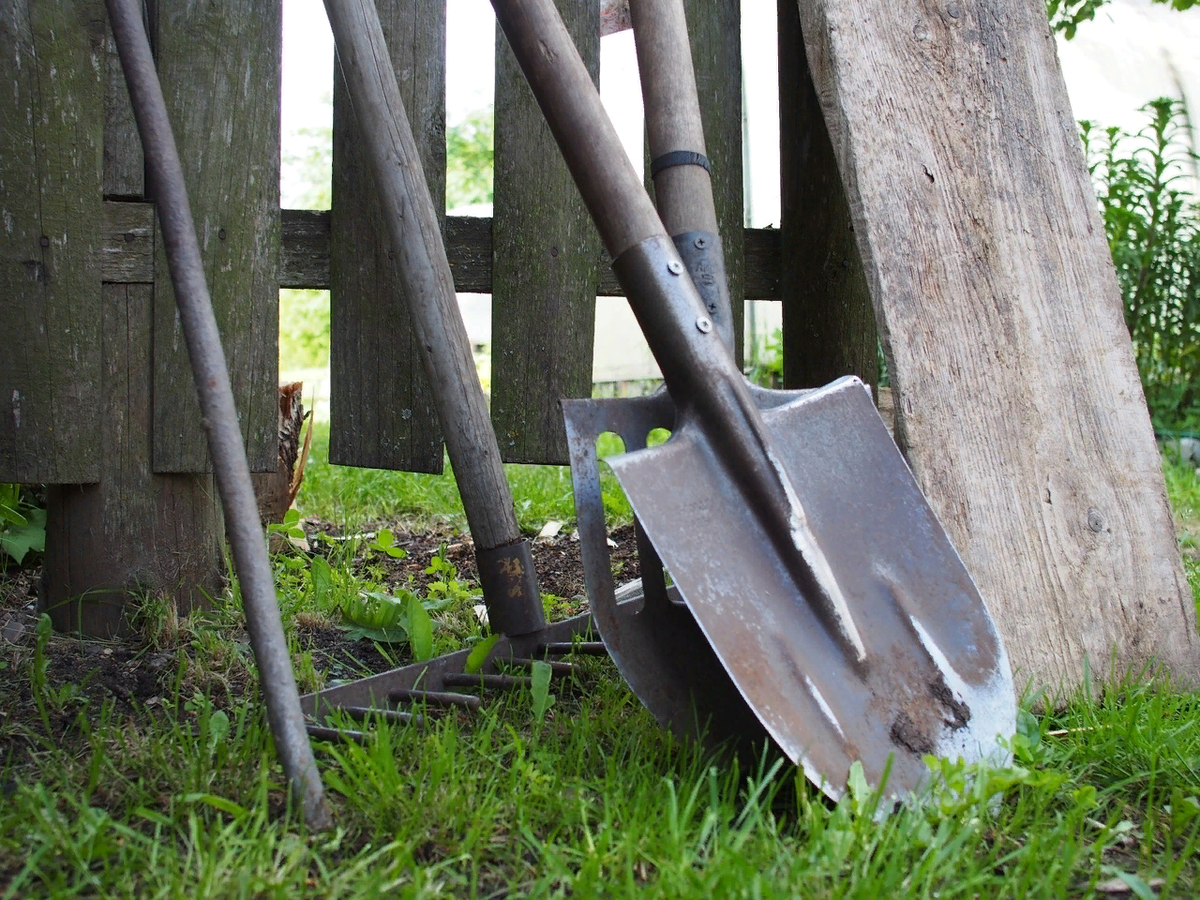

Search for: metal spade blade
xmin=493 ymin=0 xmax=1016 ymax=800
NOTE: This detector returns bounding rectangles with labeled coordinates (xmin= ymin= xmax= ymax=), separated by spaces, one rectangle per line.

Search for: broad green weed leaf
xmin=846 ymin=761 xmax=870 ymax=812
xmin=408 ymin=594 xmax=433 ymax=661
xmin=530 ymin=660 xmax=555 ymax=723
xmin=465 ymin=633 xmax=500 ymax=673
xmin=310 ymin=555 xmax=334 ymax=604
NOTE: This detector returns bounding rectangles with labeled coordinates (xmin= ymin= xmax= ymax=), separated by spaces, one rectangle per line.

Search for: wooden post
xmin=777 ymin=0 xmax=876 ymax=389
xmin=794 ymin=0 xmax=1199 ymax=691
xmin=490 ymin=0 xmax=602 ymax=465
xmin=329 ymin=0 xmax=445 ymax=473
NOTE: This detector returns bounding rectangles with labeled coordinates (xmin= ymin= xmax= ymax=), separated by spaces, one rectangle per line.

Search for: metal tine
xmin=505 ymin=658 xmax=575 ymax=677
xmin=305 ymin=723 xmax=370 ymax=744
xmin=389 ymin=688 xmax=483 ymax=710
xmin=536 ymin=641 xmax=608 ymax=657
xmin=340 ymin=706 xmax=424 ymax=726
xmin=443 ymin=673 xmax=532 ymax=690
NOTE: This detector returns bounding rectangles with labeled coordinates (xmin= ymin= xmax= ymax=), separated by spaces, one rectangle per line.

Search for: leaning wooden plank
xmin=0 ymin=1 xmax=104 ymax=484
xmin=329 ymin=0 xmax=445 ymax=473
xmin=490 ymin=0 xmax=602 ymax=465
xmin=795 ymin=0 xmax=1199 ymax=690
xmin=151 ymin=0 xmax=280 ymax=473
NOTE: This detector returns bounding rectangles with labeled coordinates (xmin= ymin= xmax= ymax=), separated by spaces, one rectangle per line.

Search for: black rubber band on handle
xmin=650 ymin=150 xmax=710 ymax=178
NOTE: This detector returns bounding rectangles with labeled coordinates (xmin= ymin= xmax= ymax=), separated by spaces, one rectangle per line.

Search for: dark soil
xmin=0 ymin=520 xmax=641 ymax=769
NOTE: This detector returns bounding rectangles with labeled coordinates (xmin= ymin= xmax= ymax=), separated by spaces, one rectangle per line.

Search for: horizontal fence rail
xmin=97 ymin=203 xmax=785 ymax=300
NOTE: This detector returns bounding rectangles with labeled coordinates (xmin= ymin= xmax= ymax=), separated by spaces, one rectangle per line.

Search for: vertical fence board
xmin=43 ymin=285 xmax=223 ymax=637
xmin=490 ymin=0 xmax=601 ymax=465
xmin=777 ymin=0 xmax=876 ymax=389
xmin=0 ymin=1 xmax=104 ymax=484
xmin=685 ymin=0 xmax=744 ymax=366
xmin=329 ymin=0 xmax=445 ymax=473
xmin=103 ymin=14 xmax=142 ymax=197
xmin=151 ymin=0 xmax=280 ymax=473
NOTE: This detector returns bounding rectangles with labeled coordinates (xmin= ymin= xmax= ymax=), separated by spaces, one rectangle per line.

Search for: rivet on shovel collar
xmin=667 ymin=259 xmax=684 ymax=275
xmin=695 ymin=316 xmax=713 ymax=334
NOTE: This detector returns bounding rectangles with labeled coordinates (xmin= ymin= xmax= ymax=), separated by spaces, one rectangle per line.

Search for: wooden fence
xmin=2 ymin=0 xmax=872 ymax=634
xmin=9 ymin=0 xmax=1187 ymax=696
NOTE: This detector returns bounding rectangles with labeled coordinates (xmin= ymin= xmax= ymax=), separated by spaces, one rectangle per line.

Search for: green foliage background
xmin=1047 ymin=0 xmax=1197 ymax=40
xmin=278 ymin=109 xmax=496 ymax=370
xmin=1082 ymin=99 xmax=1200 ymax=430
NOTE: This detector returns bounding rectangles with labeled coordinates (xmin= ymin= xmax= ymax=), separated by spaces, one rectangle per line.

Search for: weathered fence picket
xmin=490 ymin=0 xmax=602 ymax=466
xmin=0 ymin=1 xmax=104 ymax=484
xmin=151 ymin=0 xmax=280 ymax=473
xmin=329 ymin=0 xmax=446 ymax=473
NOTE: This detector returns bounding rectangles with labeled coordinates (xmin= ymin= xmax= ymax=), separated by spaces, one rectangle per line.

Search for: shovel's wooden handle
xmin=629 ymin=0 xmax=718 ymax=239
xmin=491 ymin=0 xmax=664 ymax=258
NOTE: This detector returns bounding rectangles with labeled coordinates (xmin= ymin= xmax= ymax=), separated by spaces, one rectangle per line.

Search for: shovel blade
xmin=608 ymin=377 xmax=1015 ymax=798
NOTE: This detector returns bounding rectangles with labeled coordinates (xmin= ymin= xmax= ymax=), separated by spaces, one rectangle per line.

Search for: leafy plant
xmin=423 ymin=544 xmax=479 ymax=605
xmin=446 ymin=107 xmax=494 ymax=211
xmin=1 ymin=483 xmax=45 ymax=566
xmin=368 ymin=528 xmax=406 ymax=560
xmin=1082 ymin=99 xmax=1200 ymax=431
xmin=1048 ymin=0 xmax=1197 ymax=40
xmin=744 ymin=328 xmax=783 ymax=388
xmin=338 ymin=590 xmax=416 ymax=644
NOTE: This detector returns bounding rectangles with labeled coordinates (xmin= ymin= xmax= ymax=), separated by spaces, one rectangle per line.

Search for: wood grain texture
xmin=42 ymin=285 xmax=223 ymax=638
xmin=329 ymin=0 xmax=445 ymax=473
xmin=0 ymin=1 xmax=104 ymax=484
xmin=490 ymin=0 xmax=602 ymax=465
xmin=276 ymin=211 xmax=783 ymax=299
xmin=102 ymin=200 xmax=154 ymax=283
xmin=683 ymin=0 xmax=744 ymax=365
xmin=103 ymin=14 xmax=142 ymax=197
xmin=795 ymin=0 xmax=1198 ymax=690
xmin=777 ymin=0 xmax=876 ymax=390
xmin=151 ymin=0 xmax=280 ymax=473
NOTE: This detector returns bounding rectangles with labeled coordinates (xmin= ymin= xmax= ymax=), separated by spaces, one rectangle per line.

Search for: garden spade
xmin=493 ymin=0 xmax=1016 ymax=800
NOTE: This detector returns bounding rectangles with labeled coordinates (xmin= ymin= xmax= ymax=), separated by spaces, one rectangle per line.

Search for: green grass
xmin=297 ymin=421 xmax=632 ymax=534
xmin=1 ymin=451 xmax=1198 ymax=897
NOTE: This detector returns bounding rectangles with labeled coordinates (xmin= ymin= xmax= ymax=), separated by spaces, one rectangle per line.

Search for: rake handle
xmin=104 ymin=0 xmax=332 ymax=831
xmin=325 ymin=0 xmax=544 ymax=636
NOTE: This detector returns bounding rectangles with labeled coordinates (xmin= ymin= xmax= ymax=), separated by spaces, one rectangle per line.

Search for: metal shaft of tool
xmin=630 ymin=0 xmax=735 ymax=350
xmin=492 ymin=0 xmax=856 ymax=648
xmin=324 ymin=0 xmax=543 ymax=637
xmin=104 ymin=0 xmax=332 ymax=831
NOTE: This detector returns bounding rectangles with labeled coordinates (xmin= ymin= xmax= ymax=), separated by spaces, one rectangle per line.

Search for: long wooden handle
xmin=630 ymin=0 xmax=717 ymax=237
xmin=491 ymin=0 xmax=665 ymax=258
xmin=325 ymin=0 xmax=544 ymax=635
xmin=630 ymin=0 xmax=734 ymax=350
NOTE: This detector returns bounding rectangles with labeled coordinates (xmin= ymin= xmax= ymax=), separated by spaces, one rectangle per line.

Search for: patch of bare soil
xmin=0 ymin=521 xmax=641 ymax=769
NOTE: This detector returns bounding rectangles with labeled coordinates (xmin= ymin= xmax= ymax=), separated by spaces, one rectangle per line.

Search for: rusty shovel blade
xmin=567 ymin=376 xmax=1016 ymax=801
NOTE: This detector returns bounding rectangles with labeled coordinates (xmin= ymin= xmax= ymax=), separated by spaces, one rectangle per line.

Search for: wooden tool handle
xmin=491 ymin=0 xmax=665 ymax=258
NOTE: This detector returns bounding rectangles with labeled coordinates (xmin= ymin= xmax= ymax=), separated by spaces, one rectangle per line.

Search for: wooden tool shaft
xmin=492 ymin=0 xmax=663 ymax=258
xmin=630 ymin=0 xmax=719 ymax=237
xmin=324 ymin=0 xmax=522 ymax=553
